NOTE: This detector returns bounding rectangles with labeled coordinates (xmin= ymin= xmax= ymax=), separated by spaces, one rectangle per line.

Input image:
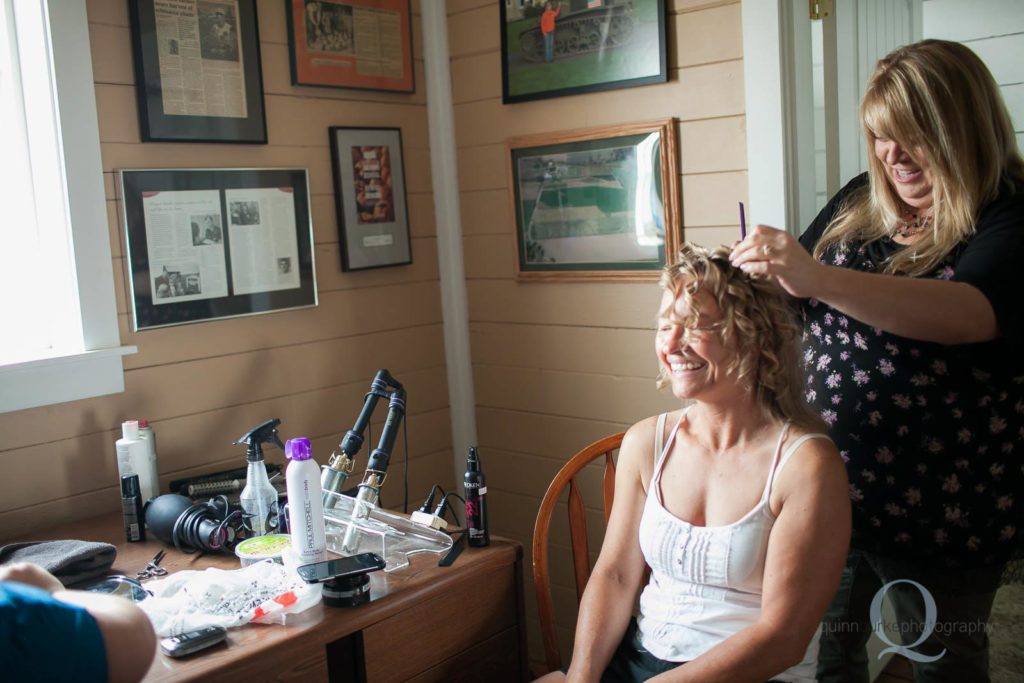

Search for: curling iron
xmin=321 ymin=370 xmax=404 ymax=510
xmin=340 ymin=384 xmax=407 ymax=554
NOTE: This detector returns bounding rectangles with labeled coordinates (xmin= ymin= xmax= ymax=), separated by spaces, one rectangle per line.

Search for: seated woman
xmin=538 ymin=245 xmax=850 ymax=683
xmin=0 ymin=562 xmax=156 ymax=683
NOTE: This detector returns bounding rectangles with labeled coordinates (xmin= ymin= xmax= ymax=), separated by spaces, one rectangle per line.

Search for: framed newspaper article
xmin=329 ymin=127 xmax=412 ymax=271
xmin=128 ymin=0 xmax=268 ymax=143
xmin=286 ymin=0 xmax=415 ymax=93
xmin=120 ymin=168 xmax=317 ymax=330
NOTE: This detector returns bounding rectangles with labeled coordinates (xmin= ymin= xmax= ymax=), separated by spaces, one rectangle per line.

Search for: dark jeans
xmin=562 ymin=619 xmax=787 ymax=682
xmin=817 ymin=548 xmax=1003 ymax=683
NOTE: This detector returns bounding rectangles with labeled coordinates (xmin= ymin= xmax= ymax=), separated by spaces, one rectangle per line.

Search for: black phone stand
xmin=323 ymin=573 xmax=371 ymax=608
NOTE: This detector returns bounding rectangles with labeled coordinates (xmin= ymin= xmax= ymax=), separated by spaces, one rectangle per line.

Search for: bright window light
xmin=0 ymin=0 xmax=81 ymax=364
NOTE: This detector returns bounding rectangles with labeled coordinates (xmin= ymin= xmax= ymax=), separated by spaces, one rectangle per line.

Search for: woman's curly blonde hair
xmin=658 ymin=244 xmax=823 ymax=430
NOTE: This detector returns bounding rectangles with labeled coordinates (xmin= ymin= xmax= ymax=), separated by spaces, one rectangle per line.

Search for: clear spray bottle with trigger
xmin=235 ymin=418 xmax=283 ymax=537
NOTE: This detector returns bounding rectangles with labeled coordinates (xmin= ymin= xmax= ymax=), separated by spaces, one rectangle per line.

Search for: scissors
xmin=136 ymin=550 xmax=169 ymax=581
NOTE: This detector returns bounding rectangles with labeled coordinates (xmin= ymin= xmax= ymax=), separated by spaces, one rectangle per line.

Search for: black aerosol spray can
xmin=121 ymin=474 xmax=146 ymax=543
xmin=464 ymin=447 xmax=489 ymax=547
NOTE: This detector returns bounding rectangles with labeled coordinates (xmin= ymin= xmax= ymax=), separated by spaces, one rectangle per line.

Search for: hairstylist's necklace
xmin=894 ymin=207 xmax=932 ymax=238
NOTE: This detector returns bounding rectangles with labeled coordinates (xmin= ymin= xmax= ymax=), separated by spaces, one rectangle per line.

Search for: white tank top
xmin=636 ymin=411 xmax=830 ymax=682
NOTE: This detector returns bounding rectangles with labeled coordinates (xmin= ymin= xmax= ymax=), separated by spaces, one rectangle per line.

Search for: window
xmin=0 ymin=0 xmax=134 ymax=413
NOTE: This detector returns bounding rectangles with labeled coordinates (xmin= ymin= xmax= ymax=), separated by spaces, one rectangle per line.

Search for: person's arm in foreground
xmin=651 ymin=437 xmax=851 ymax=683
xmin=730 ymin=226 xmax=998 ymax=345
xmin=0 ymin=562 xmax=156 ymax=683
xmin=564 ymin=420 xmax=655 ymax=682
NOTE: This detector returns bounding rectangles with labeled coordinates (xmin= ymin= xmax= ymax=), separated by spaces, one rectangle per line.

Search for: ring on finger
xmin=762 ymin=244 xmax=772 ymax=257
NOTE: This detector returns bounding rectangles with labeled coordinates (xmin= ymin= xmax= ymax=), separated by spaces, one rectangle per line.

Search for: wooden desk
xmin=33 ymin=513 xmax=528 ymax=682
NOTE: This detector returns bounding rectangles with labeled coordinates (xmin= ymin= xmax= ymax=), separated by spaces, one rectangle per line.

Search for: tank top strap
xmin=652 ymin=409 xmax=687 ymax=483
xmin=759 ymin=421 xmax=792 ymax=501
xmin=764 ymin=432 xmax=832 ymax=500
xmin=654 ymin=412 xmax=667 ymax=459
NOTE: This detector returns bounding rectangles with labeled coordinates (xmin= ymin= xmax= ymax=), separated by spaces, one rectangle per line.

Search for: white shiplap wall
xmin=923 ymin=0 xmax=1024 ymax=151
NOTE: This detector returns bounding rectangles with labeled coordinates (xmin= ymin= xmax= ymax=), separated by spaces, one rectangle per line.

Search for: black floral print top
xmin=799 ymin=174 xmax=1024 ymax=569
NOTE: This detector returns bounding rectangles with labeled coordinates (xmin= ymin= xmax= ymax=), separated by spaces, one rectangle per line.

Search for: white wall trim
xmin=421 ymin=1 xmax=478 ymax=486
xmin=0 ymin=347 xmax=134 ymax=413
xmin=741 ymin=0 xmax=790 ymax=231
xmin=48 ymin=0 xmax=120 ymax=350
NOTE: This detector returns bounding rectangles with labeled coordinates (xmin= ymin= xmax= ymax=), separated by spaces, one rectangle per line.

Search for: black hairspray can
xmin=464 ymin=447 xmax=489 ymax=547
xmin=121 ymin=474 xmax=146 ymax=542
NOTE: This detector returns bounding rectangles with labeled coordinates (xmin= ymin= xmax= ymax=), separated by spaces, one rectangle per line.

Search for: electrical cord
xmin=411 ymin=485 xmax=467 ymax=529
xmin=442 ymin=492 xmax=465 ymax=528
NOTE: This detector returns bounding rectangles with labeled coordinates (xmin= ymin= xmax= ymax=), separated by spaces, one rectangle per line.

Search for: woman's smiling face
xmin=656 ymin=287 xmax=737 ymax=402
xmin=873 ymin=135 xmax=935 ymax=212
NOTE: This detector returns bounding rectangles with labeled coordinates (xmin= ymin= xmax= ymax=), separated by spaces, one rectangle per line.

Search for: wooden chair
xmin=532 ymin=432 xmax=625 ymax=673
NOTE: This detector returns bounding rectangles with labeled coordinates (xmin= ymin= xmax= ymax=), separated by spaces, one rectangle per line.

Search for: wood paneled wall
xmin=447 ymin=0 xmax=747 ymax=672
xmin=0 ymin=0 xmax=454 ymax=538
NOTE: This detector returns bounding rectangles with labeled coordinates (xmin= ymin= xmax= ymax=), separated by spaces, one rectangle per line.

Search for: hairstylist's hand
xmin=0 ymin=562 xmax=64 ymax=593
xmin=730 ymin=225 xmax=824 ymax=298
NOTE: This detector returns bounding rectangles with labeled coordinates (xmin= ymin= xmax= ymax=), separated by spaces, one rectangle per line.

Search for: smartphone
xmin=297 ymin=552 xmax=385 ymax=584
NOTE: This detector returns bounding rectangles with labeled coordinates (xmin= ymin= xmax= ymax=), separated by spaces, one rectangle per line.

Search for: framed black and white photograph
xmin=329 ymin=126 xmax=412 ymax=271
xmin=508 ymin=119 xmax=680 ymax=280
xmin=500 ymin=0 xmax=668 ymax=104
xmin=286 ymin=0 xmax=415 ymax=93
xmin=120 ymin=168 xmax=317 ymax=330
xmin=128 ymin=0 xmax=268 ymax=143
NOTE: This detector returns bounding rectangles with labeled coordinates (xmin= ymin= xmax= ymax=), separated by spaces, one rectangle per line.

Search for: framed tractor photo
xmin=500 ymin=0 xmax=667 ymax=104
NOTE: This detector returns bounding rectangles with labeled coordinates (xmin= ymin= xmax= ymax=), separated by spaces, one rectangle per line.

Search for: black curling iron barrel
xmin=321 ymin=370 xmax=404 ymax=509
xmin=339 ymin=380 xmax=407 ymax=553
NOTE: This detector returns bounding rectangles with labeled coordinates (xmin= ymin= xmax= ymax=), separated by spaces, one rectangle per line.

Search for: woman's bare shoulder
xmin=776 ymin=426 xmax=847 ymax=491
xmin=620 ymin=410 xmax=685 ymax=487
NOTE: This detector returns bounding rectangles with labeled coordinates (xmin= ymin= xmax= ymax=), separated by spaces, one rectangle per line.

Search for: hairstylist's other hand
xmin=0 ymin=562 xmax=64 ymax=593
xmin=730 ymin=225 xmax=824 ymax=298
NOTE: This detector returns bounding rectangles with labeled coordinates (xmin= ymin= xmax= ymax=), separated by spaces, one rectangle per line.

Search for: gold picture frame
xmin=508 ymin=119 xmax=681 ymax=281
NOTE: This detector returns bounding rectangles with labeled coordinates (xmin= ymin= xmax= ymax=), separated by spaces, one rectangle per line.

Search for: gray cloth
xmin=0 ymin=540 xmax=117 ymax=587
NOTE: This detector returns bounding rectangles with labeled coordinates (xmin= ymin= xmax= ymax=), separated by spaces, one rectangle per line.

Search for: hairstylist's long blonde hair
xmin=813 ymin=39 xmax=1024 ymax=275
xmin=658 ymin=244 xmax=824 ymax=431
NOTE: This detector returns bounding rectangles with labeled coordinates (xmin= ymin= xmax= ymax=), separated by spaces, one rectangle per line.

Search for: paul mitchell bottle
xmin=463 ymin=447 xmax=489 ymax=547
xmin=284 ymin=437 xmax=327 ymax=565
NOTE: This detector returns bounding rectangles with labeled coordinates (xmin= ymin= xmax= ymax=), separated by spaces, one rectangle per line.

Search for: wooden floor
xmin=876 ymin=655 xmax=914 ymax=682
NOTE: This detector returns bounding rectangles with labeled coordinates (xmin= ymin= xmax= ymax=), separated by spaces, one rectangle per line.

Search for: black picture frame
xmin=500 ymin=0 xmax=668 ymax=104
xmin=329 ymin=126 xmax=413 ymax=271
xmin=120 ymin=168 xmax=317 ymax=330
xmin=128 ymin=0 xmax=268 ymax=143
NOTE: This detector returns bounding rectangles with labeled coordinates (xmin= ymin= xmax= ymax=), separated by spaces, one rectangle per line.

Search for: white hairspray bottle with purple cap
xmin=285 ymin=437 xmax=327 ymax=565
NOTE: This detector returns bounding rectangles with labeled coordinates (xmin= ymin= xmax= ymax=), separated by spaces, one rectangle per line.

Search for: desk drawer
xmin=363 ymin=563 xmax=518 ymax=682
xmin=406 ymin=626 xmax=520 ymax=683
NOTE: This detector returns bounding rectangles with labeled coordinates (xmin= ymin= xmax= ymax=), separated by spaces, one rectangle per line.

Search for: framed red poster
xmin=286 ymin=0 xmax=414 ymax=93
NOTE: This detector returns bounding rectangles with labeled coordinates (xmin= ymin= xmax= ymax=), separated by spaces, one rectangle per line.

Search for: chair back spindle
xmin=532 ymin=433 xmax=625 ymax=673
